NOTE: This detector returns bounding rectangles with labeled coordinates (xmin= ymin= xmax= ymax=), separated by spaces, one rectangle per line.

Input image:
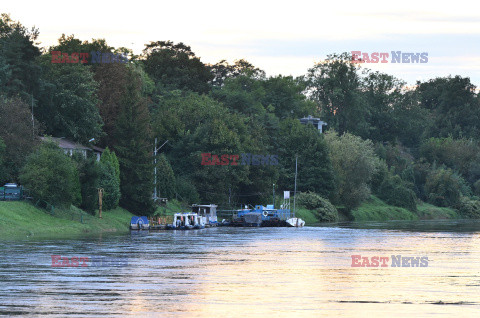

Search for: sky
xmin=4 ymin=0 xmax=480 ymax=86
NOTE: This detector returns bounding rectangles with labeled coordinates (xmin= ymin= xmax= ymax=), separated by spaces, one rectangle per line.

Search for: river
xmin=1 ymin=220 xmax=480 ymax=317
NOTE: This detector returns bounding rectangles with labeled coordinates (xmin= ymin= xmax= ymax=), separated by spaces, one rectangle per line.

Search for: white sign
xmin=284 ymin=191 xmax=290 ymax=199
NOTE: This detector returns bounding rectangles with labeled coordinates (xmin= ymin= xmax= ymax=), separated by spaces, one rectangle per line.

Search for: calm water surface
xmin=1 ymin=220 xmax=480 ymax=317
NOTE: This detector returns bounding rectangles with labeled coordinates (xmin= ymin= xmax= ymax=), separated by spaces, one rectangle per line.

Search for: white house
xmin=40 ymin=137 xmax=104 ymax=161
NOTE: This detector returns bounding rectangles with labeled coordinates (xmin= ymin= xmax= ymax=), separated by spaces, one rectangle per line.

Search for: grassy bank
xmin=296 ymin=195 xmax=460 ymax=224
xmin=351 ymin=196 xmax=419 ymax=222
xmin=0 ymin=201 xmax=134 ymax=239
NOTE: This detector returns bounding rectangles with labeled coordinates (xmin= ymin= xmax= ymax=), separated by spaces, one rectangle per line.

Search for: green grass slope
xmin=0 ymin=201 xmax=134 ymax=239
xmin=351 ymin=195 xmax=419 ymax=222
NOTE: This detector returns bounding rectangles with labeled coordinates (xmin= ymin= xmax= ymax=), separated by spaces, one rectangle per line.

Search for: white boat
xmin=286 ymin=217 xmax=305 ymax=227
xmin=191 ymin=204 xmax=218 ymax=226
xmin=167 ymin=213 xmax=205 ymax=230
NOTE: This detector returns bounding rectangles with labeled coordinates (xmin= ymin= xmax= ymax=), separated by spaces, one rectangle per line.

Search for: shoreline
xmin=0 ymin=201 xmax=134 ymax=240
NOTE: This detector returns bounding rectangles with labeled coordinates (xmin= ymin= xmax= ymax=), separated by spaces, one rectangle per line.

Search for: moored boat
xmin=166 ymin=212 xmax=205 ymax=230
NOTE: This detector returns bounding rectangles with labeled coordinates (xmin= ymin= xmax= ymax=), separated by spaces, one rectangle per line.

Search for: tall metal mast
xmin=293 ymin=155 xmax=298 ymax=218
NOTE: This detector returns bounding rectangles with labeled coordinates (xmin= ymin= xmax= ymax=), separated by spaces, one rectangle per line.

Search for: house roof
xmin=40 ymin=137 xmax=103 ymax=152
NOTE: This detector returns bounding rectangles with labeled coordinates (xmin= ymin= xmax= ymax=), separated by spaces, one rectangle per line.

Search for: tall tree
xmin=156 ymin=153 xmax=175 ymax=200
xmin=417 ymin=76 xmax=480 ymax=139
xmin=36 ymin=56 xmax=103 ymax=143
xmin=305 ymin=52 xmax=368 ymax=137
xmin=114 ymin=65 xmax=154 ymax=215
xmin=277 ymin=119 xmax=335 ymax=199
xmin=93 ymin=63 xmax=129 ymax=147
xmin=142 ymin=41 xmax=212 ymax=94
xmin=209 ymin=59 xmax=265 ymax=87
xmin=0 ymin=13 xmax=41 ymax=99
xmin=324 ymin=130 xmax=380 ymax=210
xmin=0 ymin=96 xmax=40 ymax=183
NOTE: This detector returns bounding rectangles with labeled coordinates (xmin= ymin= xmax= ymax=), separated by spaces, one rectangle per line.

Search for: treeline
xmin=1 ymin=13 xmax=480 ymax=218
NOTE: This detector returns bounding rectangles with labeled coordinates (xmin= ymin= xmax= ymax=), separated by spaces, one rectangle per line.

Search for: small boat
xmin=166 ymin=213 xmax=205 ymax=230
xmin=286 ymin=217 xmax=305 ymax=227
xmin=130 ymin=216 xmax=149 ymax=230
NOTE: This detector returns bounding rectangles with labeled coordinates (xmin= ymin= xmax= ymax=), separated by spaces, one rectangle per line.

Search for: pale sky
xmin=4 ymin=0 xmax=480 ymax=85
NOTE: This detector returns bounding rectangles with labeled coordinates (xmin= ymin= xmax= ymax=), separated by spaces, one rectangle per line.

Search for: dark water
xmin=1 ymin=220 xmax=480 ymax=317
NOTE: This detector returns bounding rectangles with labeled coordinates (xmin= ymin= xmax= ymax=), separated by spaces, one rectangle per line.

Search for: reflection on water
xmin=1 ymin=221 xmax=480 ymax=317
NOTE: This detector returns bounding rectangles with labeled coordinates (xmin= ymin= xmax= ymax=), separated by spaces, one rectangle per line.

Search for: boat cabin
xmin=170 ymin=213 xmax=204 ymax=229
xmin=191 ymin=204 xmax=218 ymax=225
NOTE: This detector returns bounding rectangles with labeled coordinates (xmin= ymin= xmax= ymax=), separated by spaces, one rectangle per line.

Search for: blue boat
xmin=130 ymin=216 xmax=149 ymax=230
xmin=233 ymin=204 xmax=293 ymax=227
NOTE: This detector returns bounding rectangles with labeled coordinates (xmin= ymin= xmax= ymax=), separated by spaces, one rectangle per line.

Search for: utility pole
xmin=272 ymin=183 xmax=275 ymax=208
xmin=293 ymin=155 xmax=298 ymax=218
xmin=31 ymin=94 xmax=34 ymax=139
xmin=154 ymin=139 xmax=169 ymax=200
xmin=98 ymin=188 xmax=104 ymax=218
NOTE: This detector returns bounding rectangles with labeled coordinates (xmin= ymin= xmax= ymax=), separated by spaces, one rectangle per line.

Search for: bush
xmin=377 ymin=173 xmax=417 ymax=212
xmin=20 ymin=141 xmax=81 ymax=207
xmin=425 ymin=167 xmax=469 ymax=207
xmin=457 ymin=196 xmax=480 ymax=219
xmin=296 ymin=191 xmax=339 ymax=222
xmin=98 ymin=162 xmax=121 ymax=210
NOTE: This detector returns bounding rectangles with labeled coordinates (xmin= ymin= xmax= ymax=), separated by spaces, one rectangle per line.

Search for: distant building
xmin=40 ymin=137 xmax=104 ymax=161
xmin=299 ymin=115 xmax=327 ymax=133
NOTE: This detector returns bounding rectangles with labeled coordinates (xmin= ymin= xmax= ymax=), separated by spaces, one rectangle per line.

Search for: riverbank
xmin=0 ymin=201 xmax=134 ymax=239
xmin=296 ymin=195 xmax=459 ymax=224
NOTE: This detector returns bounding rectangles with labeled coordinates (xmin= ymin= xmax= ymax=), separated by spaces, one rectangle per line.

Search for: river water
xmin=1 ymin=220 xmax=480 ymax=317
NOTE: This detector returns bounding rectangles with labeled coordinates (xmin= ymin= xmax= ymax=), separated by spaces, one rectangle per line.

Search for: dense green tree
xmin=93 ymin=63 xmax=129 ymax=146
xmin=156 ymin=153 xmax=175 ymax=199
xmin=262 ymin=75 xmax=317 ymax=119
xmin=37 ymin=56 xmax=103 ymax=143
xmin=417 ymin=76 xmax=480 ymax=139
xmin=114 ymin=65 xmax=154 ymax=215
xmin=209 ymin=59 xmax=265 ymax=87
xmin=0 ymin=97 xmax=40 ymax=183
xmin=277 ymin=119 xmax=335 ymax=199
xmin=98 ymin=162 xmax=120 ymax=210
xmin=324 ymin=130 xmax=380 ymax=210
xmin=211 ymin=73 xmax=267 ymax=117
xmin=20 ymin=141 xmax=81 ymax=206
xmin=0 ymin=13 xmax=41 ymax=98
xmin=175 ymin=176 xmax=200 ymax=204
xmin=75 ymin=154 xmax=102 ymax=213
xmin=305 ymin=52 xmax=368 ymax=136
xmin=100 ymin=147 xmax=120 ymax=183
xmin=361 ymin=71 xmax=406 ymax=143
xmin=142 ymin=41 xmax=212 ymax=94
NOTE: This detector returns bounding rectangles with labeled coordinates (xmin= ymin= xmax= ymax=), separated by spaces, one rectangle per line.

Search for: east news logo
xmin=51 ymin=51 xmax=128 ymax=64
xmin=351 ymin=255 xmax=429 ymax=267
xmin=351 ymin=51 xmax=428 ymax=63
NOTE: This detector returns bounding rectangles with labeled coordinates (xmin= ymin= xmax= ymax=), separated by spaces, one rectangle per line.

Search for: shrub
xmin=98 ymin=162 xmax=121 ymax=210
xmin=20 ymin=141 xmax=81 ymax=207
xmin=457 ymin=196 xmax=480 ymax=219
xmin=296 ymin=191 xmax=339 ymax=222
xmin=377 ymin=173 xmax=417 ymax=212
xmin=424 ymin=167 xmax=469 ymax=207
